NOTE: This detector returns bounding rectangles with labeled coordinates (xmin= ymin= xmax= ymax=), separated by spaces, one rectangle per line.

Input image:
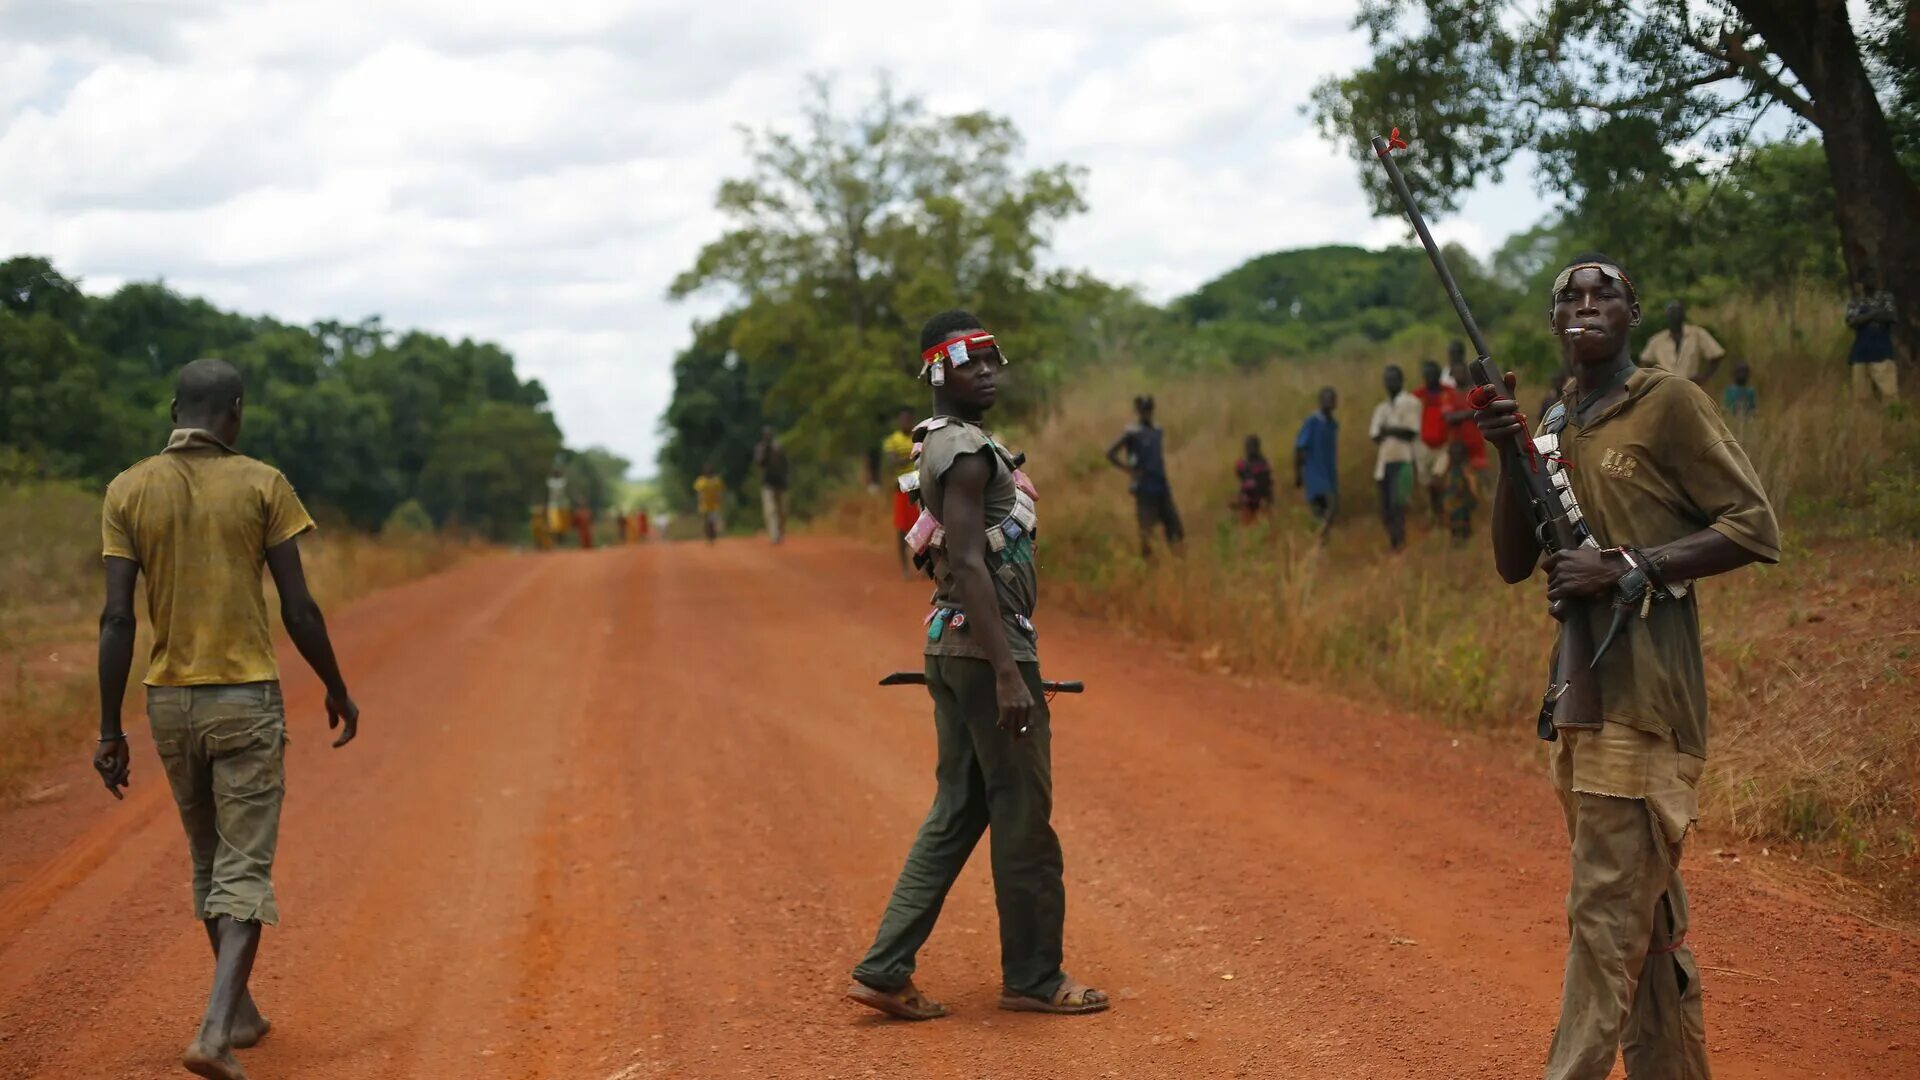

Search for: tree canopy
xmin=1 ymin=255 xmax=564 ymax=538
xmin=1312 ymin=0 xmax=1920 ymax=363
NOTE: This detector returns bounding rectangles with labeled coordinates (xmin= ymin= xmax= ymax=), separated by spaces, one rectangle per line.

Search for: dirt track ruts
xmin=1 ymin=536 xmax=1915 ymax=1079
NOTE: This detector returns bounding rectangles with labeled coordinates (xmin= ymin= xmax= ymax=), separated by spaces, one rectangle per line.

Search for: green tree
xmin=1313 ymin=0 xmax=1920 ymax=364
xmin=417 ymin=402 xmax=563 ymax=538
xmin=667 ymin=77 xmax=1088 ymax=473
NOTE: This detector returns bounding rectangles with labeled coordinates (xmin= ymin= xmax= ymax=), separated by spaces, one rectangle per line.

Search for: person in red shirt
xmin=1411 ymin=359 xmax=1450 ymax=527
xmin=1440 ymin=347 xmax=1488 ymax=539
xmin=571 ymin=504 xmax=595 ymax=550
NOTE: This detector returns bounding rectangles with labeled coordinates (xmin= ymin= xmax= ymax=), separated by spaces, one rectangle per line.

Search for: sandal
xmin=998 ymin=975 xmax=1110 ymax=1015
xmin=846 ymin=980 xmax=949 ymax=1021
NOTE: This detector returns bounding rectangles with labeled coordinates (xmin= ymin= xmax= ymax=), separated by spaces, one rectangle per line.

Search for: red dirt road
xmin=2 ymin=537 xmax=1915 ymax=1079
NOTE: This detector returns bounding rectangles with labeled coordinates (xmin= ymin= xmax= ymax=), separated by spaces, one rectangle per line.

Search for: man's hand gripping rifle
xmin=1369 ymin=132 xmax=1602 ymax=741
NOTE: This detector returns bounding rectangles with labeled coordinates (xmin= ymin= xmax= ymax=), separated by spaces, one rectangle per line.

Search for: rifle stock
xmin=1368 ymin=135 xmax=1602 ymax=738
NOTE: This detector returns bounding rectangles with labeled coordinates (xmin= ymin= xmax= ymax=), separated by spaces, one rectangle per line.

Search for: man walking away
xmin=1477 ymin=254 xmax=1778 ymax=1080
xmin=94 ymin=358 xmax=359 ymax=1080
xmin=848 ymin=309 xmax=1105 ymax=1022
xmin=754 ymin=426 xmax=790 ymax=545
xmin=883 ymin=407 xmax=919 ymax=578
xmin=1368 ymin=365 xmax=1420 ymax=552
xmin=1638 ymin=300 xmax=1727 ymax=388
xmin=693 ymin=463 xmax=726 ymax=544
xmin=1846 ymin=284 xmax=1900 ymax=402
xmin=1105 ymin=395 xmax=1184 ymax=558
xmin=1295 ymin=387 xmax=1340 ymax=539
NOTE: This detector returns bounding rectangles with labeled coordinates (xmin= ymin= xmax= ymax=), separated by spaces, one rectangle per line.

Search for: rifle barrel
xmin=1369 ymin=136 xmax=1493 ymax=362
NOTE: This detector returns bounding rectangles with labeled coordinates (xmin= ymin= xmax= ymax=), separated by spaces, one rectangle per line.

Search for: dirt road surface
xmin=2 ymin=537 xmax=1915 ymax=1079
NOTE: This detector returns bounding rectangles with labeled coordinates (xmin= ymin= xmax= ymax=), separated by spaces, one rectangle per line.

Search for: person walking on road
xmin=1476 ymin=255 xmax=1779 ymax=1080
xmin=883 ymin=406 xmax=920 ymax=578
xmin=693 ymin=463 xmax=725 ymax=544
xmin=93 ymin=358 xmax=360 ymax=1080
xmin=848 ymin=310 xmax=1106 ymax=1022
xmin=1105 ymin=394 xmax=1184 ymax=558
xmin=1368 ymin=365 xmax=1421 ymax=552
xmin=1294 ymin=386 xmax=1340 ymax=539
xmin=753 ymin=426 xmax=790 ymax=545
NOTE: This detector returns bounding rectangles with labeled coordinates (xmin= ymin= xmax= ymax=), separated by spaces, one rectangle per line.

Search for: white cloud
xmin=0 ymin=0 xmax=1546 ymax=473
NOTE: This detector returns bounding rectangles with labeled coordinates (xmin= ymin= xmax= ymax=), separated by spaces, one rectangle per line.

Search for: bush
xmin=381 ymin=498 xmax=435 ymax=536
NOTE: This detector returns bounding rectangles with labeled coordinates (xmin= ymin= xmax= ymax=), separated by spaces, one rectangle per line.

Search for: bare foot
xmin=183 ymin=1040 xmax=249 ymax=1080
xmin=230 ymin=1007 xmax=271 ymax=1050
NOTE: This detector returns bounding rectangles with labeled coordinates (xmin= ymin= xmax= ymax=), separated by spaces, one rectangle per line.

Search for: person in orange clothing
xmin=634 ymin=508 xmax=652 ymax=542
xmin=571 ymin=503 xmax=595 ymax=549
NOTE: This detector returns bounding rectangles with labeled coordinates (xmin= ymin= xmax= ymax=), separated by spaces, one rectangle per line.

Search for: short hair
xmin=1133 ymin=394 xmax=1155 ymax=411
xmin=174 ymin=358 xmax=244 ymax=415
xmin=920 ymin=309 xmax=983 ymax=352
xmin=1555 ymin=252 xmax=1638 ymax=304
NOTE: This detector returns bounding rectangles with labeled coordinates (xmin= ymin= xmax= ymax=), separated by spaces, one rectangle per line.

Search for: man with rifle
xmin=845 ymin=310 xmax=1106 ymax=1022
xmin=1477 ymin=254 xmax=1780 ymax=1077
xmin=1372 ymin=127 xmax=1779 ymax=1080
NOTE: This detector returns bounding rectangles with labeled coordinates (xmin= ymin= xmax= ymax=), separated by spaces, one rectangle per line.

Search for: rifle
xmin=1368 ymin=133 xmax=1601 ymax=741
xmin=879 ymin=672 xmax=1085 ymax=695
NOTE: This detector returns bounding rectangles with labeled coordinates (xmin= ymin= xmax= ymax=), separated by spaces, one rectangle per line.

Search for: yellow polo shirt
xmin=101 ymin=429 xmax=316 ymax=687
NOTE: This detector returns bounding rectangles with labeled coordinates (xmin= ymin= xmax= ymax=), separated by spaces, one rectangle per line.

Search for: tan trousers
xmin=1852 ymin=360 xmax=1899 ymax=402
xmin=1546 ymin=722 xmax=1710 ymax=1080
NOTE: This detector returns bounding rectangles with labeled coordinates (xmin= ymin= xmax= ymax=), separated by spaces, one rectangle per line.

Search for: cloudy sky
xmin=1 ymin=0 xmax=1548 ymax=472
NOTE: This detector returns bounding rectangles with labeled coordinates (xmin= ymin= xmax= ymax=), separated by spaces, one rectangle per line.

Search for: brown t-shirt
xmin=102 ymin=429 xmax=316 ymax=686
xmin=918 ymin=418 xmax=1039 ymax=662
xmin=1551 ymin=369 xmax=1780 ymax=758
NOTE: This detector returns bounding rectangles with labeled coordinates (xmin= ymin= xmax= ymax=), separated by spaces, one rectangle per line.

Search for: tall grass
xmin=827 ymin=285 xmax=1920 ymax=900
xmin=0 ymin=481 xmax=481 ymax=795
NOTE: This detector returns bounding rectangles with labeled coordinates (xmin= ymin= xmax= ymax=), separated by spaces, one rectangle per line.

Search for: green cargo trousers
xmin=1547 ymin=723 xmax=1710 ymax=1080
xmin=853 ymin=655 xmax=1067 ymax=1001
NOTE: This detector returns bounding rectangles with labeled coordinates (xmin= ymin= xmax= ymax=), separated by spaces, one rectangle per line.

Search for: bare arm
xmin=1543 ymin=528 xmax=1762 ymax=600
xmin=1105 ymin=432 xmax=1132 ymax=472
xmin=92 ymin=557 xmax=140 ymax=798
xmin=265 ymin=537 xmax=358 ymax=747
xmin=940 ymin=451 xmax=1036 ymax=737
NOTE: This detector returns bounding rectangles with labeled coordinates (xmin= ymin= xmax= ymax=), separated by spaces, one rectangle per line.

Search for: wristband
xmin=98 ymin=732 xmax=127 ymax=743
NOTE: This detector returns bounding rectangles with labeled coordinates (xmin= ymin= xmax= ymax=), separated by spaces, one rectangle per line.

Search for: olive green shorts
xmin=146 ymin=682 xmax=288 ymax=925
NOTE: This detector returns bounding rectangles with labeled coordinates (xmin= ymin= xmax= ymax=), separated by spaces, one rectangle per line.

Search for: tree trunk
xmin=1741 ymin=0 xmax=1920 ymax=371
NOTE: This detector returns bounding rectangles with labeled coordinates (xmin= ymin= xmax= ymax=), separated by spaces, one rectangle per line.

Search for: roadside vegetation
xmin=0 ymin=481 xmax=480 ymax=796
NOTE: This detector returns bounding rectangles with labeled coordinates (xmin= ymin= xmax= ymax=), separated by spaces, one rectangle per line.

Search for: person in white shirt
xmin=1368 ymin=364 xmax=1422 ymax=551
xmin=1638 ymin=300 xmax=1727 ymax=386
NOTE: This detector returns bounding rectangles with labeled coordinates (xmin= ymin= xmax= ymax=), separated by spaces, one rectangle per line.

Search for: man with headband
xmin=847 ymin=309 xmax=1107 ymax=1022
xmin=1476 ymin=254 xmax=1778 ymax=1078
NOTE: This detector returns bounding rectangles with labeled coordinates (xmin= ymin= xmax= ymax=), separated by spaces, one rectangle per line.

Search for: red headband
xmin=920 ymin=331 xmax=1003 ymax=368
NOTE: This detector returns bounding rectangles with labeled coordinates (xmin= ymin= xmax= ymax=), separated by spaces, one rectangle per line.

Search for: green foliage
xmin=0 ymin=256 xmax=563 ymax=539
xmin=664 ymin=77 xmax=1095 ymax=503
xmin=381 ymin=499 xmax=435 ymax=536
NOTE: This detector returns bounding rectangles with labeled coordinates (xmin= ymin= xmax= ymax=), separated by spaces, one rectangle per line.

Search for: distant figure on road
xmin=1638 ymin=299 xmax=1727 ymax=387
xmin=693 ymin=464 xmax=726 ymax=544
xmin=1368 ymin=365 xmax=1421 ymax=552
xmin=848 ymin=309 xmax=1106 ymax=1022
xmin=1477 ymin=253 xmax=1779 ymax=1078
xmin=571 ymin=503 xmax=595 ymax=550
xmin=1721 ymin=360 xmax=1758 ymax=421
xmin=530 ymin=505 xmax=555 ymax=550
xmin=545 ymin=464 xmax=569 ymax=543
xmin=1845 ymin=284 xmax=1900 ymax=402
xmin=883 ymin=406 xmax=919 ymax=578
xmin=633 ymin=507 xmax=652 ymax=542
xmin=753 ymin=426 xmax=790 ymax=545
xmin=1233 ymin=435 xmax=1274 ymax=524
xmin=1105 ymin=394 xmax=1184 ymax=558
xmin=94 ymin=358 xmax=359 ymax=1080
xmin=1295 ymin=386 xmax=1340 ymax=539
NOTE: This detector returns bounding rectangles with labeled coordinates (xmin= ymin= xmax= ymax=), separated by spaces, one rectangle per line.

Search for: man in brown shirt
xmin=1478 ymin=255 xmax=1779 ymax=1080
xmin=95 ymin=358 xmax=360 ymax=1080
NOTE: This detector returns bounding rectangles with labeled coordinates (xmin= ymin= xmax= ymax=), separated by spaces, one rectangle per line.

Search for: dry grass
xmin=821 ymin=286 xmax=1920 ymax=904
xmin=0 ymin=481 xmax=481 ymax=795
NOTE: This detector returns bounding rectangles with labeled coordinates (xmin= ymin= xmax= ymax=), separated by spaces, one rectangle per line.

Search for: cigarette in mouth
xmin=1561 ymin=327 xmax=1592 ymax=337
